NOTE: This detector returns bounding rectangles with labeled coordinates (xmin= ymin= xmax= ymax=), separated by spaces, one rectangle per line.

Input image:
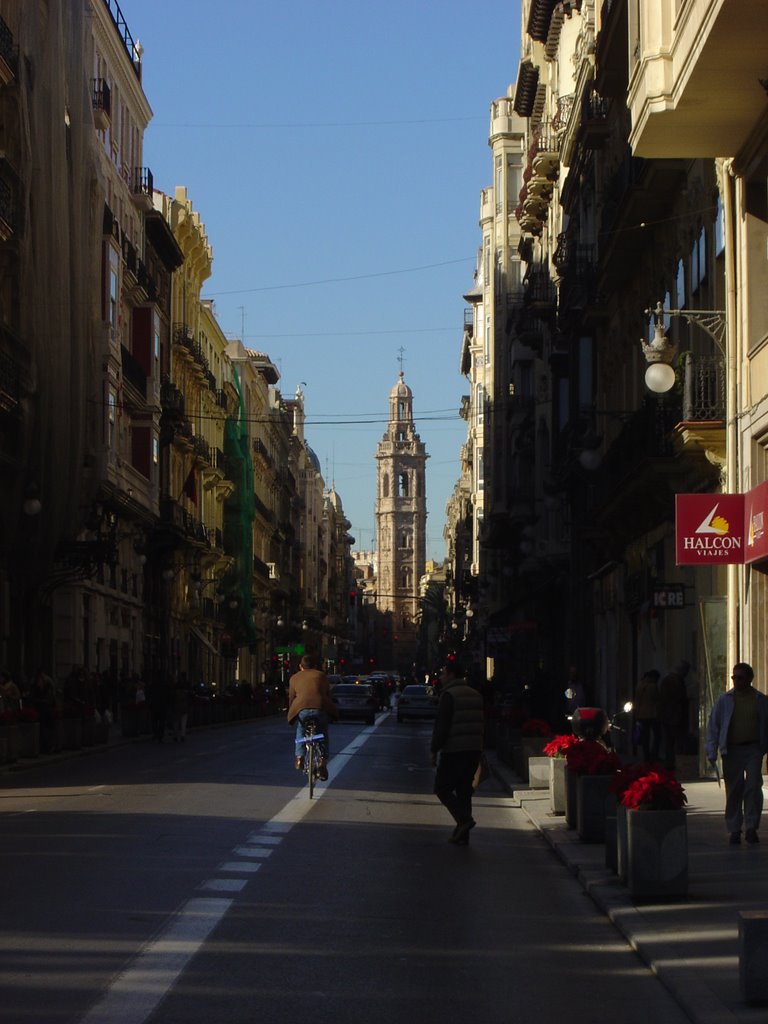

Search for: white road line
xmin=198 ymin=878 xmax=247 ymax=892
xmin=76 ymin=718 xmax=385 ymax=1024
xmin=77 ymin=897 xmax=232 ymax=1024
xmin=233 ymin=846 xmax=273 ymax=858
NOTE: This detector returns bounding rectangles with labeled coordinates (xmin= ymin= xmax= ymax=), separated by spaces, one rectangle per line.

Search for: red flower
xmin=565 ymin=738 xmax=621 ymax=776
xmin=521 ymin=717 xmax=552 ymax=737
xmin=543 ymin=734 xmax=580 ymax=758
xmin=609 ymin=761 xmax=663 ymax=797
xmin=620 ymin=768 xmax=687 ymax=810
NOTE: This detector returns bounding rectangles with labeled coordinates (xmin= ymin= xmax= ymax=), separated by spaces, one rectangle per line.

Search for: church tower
xmin=375 ymin=370 xmax=428 ymax=673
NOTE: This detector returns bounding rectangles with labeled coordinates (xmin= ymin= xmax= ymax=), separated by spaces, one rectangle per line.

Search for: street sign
xmin=274 ymin=644 xmax=305 ymax=655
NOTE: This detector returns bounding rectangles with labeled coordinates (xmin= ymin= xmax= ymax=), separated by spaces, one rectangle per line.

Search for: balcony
xmin=0 ymin=346 xmax=21 ymax=417
xmin=674 ymin=353 xmax=726 ymax=467
xmin=523 ymin=269 xmax=556 ymax=311
xmin=160 ymin=379 xmax=184 ymax=414
xmin=628 ymin=0 xmax=767 ymax=158
xmin=132 ymin=167 xmax=153 ymax=211
xmin=0 ymin=15 xmax=17 ymax=85
xmin=594 ymin=0 xmax=628 ymax=98
xmin=253 ymin=438 xmax=274 ymax=469
xmin=215 ymin=389 xmax=228 ymax=410
xmin=578 ymin=89 xmax=610 ymax=149
xmin=254 ymin=493 xmax=274 ymax=522
xmin=103 ymin=0 xmax=142 ymax=79
xmin=0 ymin=177 xmax=14 ymax=240
xmin=120 ymin=345 xmax=147 ymax=400
xmin=173 ymin=323 xmax=195 ymax=358
xmin=92 ymin=78 xmax=111 ymax=130
xmin=192 ymin=435 xmax=211 ymax=464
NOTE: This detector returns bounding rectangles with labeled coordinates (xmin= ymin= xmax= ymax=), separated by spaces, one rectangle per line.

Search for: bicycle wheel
xmin=306 ymin=726 xmax=315 ymax=799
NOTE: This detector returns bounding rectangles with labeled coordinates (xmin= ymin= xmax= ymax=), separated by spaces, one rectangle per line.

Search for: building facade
xmin=446 ymin=0 xmax=768 ymax=771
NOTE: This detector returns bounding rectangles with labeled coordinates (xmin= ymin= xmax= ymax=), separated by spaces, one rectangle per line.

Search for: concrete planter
xmin=528 ymin=756 xmax=550 ymax=789
xmin=626 ymin=808 xmax=688 ymax=900
xmin=17 ymin=722 xmax=40 ymax=758
xmin=566 ymin=768 xmax=578 ymax=828
xmin=549 ymin=757 xmax=567 ymax=814
xmin=0 ymin=723 xmax=19 ymax=762
xmin=515 ymin=736 xmax=549 ymax=782
xmin=616 ymin=803 xmax=629 ymax=881
xmin=60 ymin=718 xmax=82 ymax=750
xmin=577 ymin=774 xmax=614 ymax=842
xmin=604 ymin=794 xmax=618 ymax=870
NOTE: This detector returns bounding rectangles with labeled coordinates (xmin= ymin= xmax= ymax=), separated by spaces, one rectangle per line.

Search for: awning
xmin=189 ymin=625 xmax=218 ymax=655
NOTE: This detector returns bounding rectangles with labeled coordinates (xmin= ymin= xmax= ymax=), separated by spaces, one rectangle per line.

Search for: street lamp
xmin=641 ymin=301 xmax=726 ymax=394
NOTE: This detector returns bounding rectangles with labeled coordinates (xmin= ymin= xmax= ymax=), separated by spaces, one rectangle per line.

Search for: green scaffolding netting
xmin=222 ymin=366 xmax=257 ymax=647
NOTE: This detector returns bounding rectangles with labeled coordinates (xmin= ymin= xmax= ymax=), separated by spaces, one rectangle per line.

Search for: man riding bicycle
xmin=286 ymin=654 xmax=338 ymax=780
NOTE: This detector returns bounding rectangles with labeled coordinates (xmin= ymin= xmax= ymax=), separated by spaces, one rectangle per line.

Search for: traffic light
xmin=349 ymin=590 xmax=357 ymax=606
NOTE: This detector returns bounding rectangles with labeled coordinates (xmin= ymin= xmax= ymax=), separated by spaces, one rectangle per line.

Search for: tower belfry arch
xmin=375 ymin=370 xmax=428 ymax=672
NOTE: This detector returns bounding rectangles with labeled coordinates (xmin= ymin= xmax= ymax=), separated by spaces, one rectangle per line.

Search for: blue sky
xmin=126 ymin=0 xmax=520 ymax=560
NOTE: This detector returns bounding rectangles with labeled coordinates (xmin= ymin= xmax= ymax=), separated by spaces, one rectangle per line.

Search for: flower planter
xmin=515 ymin=737 xmax=549 ymax=783
xmin=60 ymin=718 xmax=82 ymax=750
xmin=604 ymin=793 xmax=618 ymax=870
xmin=577 ymin=774 xmax=614 ymax=842
xmin=528 ymin=756 xmax=550 ymax=789
xmin=0 ymin=724 xmax=19 ymax=763
xmin=616 ymin=803 xmax=629 ymax=881
xmin=565 ymin=769 xmax=578 ymax=828
xmin=626 ymin=808 xmax=688 ymax=900
xmin=549 ymin=757 xmax=567 ymax=814
xmin=17 ymin=722 xmax=40 ymax=758
xmin=81 ymin=718 xmax=96 ymax=747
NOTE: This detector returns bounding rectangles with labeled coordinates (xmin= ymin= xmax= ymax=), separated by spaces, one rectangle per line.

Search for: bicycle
xmin=297 ymin=718 xmax=326 ymax=799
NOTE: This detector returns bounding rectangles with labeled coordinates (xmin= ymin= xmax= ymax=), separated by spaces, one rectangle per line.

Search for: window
xmin=675 ymin=258 xmax=685 ymax=308
xmin=495 ymin=156 xmax=503 ymax=214
xmin=153 ymin=310 xmax=160 ymax=364
xmin=690 ymin=227 xmax=707 ymax=294
xmin=109 ymin=246 xmax=119 ymax=330
xmin=485 ymin=315 xmax=491 ymax=362
xmin=476 ymin=448 xmax=484 ymax=492
xmin=382 ymin=473 xmax=389 ymax=498
xmin=107 ymin=387 xmax=117 ymax=447
xmin=399 ymin=472 xmax=409 ymax=497
xmin=715 ymin=195 xmax=725 ymax=257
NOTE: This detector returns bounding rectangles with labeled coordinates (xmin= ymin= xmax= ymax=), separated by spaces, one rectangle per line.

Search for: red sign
xmin=745 ymin=481 xmax=768 ymax=565
xmin=675 ymin=494 xmax=745 ymax=565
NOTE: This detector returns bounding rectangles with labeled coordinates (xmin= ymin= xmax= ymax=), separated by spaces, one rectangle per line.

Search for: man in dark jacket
xmin=431 ymin=659 xmax=484 ymax=845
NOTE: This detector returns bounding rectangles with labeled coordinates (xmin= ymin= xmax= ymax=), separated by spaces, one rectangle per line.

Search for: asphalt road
xmin=0 ymin=713 xmax=691 ymax=1024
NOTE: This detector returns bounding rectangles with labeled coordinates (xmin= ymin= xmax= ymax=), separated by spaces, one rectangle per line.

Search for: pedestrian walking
xmin=634 ymin=669 xmax=661 ymax=763
xmin=659 ymin=659 xmax=689 ymax=770
xmin=430 ymin=658 xmax=484 ymax=845
xmin=706 ymin=662 xmax=768 ymax=845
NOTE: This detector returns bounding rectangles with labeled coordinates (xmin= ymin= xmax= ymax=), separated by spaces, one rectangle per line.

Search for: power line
xmin=206 ymin=257 xmax=474 ymax=296
xmin=151 ymin=116 xmax=484 ymax=130
xmin=240 ymin=327 xmax=456 ymax=340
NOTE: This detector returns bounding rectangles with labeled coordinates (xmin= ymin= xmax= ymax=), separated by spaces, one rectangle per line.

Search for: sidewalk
xmin=489 ymin=754 xmax=768 ymax=1024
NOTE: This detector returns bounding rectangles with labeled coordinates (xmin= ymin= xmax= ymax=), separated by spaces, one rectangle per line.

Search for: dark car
xmin=397 ymin=684 xmax=439 ymax=722
xmin=331 ymin=682 xmax=378 ymax=725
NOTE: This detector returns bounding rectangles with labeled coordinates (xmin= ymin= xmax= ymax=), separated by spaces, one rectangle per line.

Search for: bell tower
xmin=375 ymin=369 xmax=428 ymax=673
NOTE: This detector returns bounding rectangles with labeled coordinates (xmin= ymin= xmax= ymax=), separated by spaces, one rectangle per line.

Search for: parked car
xmin=331 ymin=682 xmax=378 ymax=725
xmin=397 ymin=684 xmax=439 ymax=722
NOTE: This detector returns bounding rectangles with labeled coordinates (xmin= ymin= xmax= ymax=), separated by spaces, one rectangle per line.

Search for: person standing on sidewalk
xmin=659 ymin=660 xmax=689 ymax=770
xmin=431 ymin=659 xmax=484 ymax=846
xmin=706 ymin=662 xmax=768 ymax=845
xmin=634 ymin=669 xmax=661 ymax=763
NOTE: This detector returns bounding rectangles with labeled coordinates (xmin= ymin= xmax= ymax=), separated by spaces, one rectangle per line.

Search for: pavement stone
xmin=489 ymin=753 xmax=768 ymax=1024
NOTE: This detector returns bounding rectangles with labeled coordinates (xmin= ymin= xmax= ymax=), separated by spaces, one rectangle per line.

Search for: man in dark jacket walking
xmin=431 ymin=659 xmax=484 ymax=845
